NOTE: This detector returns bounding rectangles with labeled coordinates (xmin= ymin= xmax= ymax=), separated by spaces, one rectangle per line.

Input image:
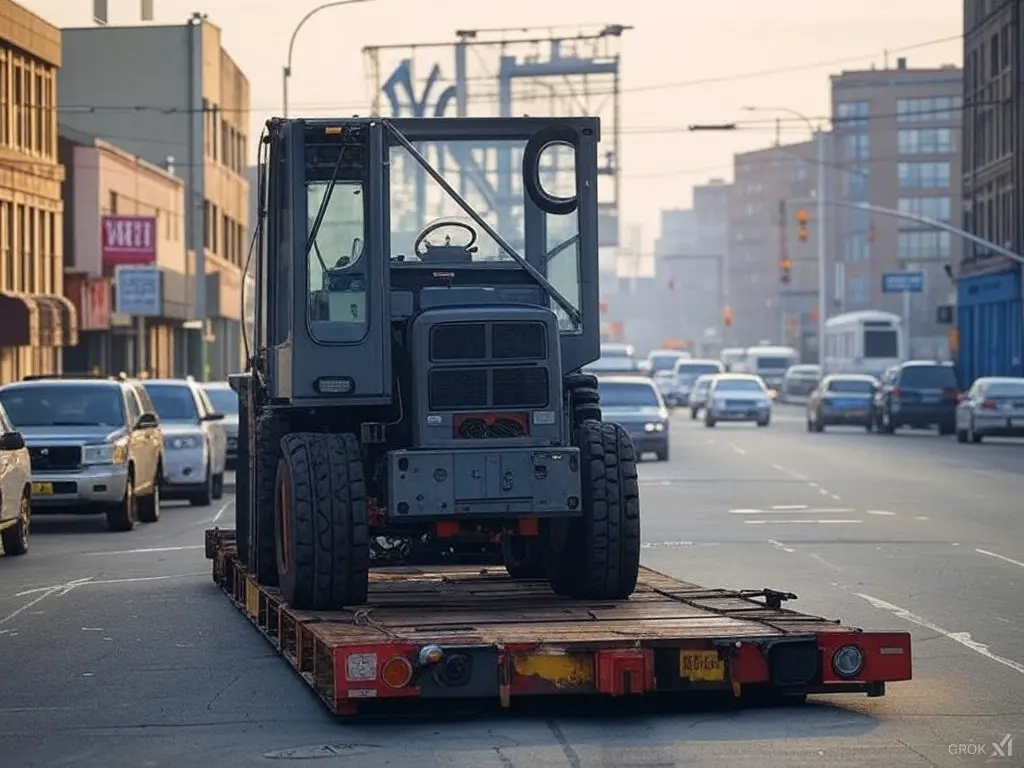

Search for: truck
xmin=214 ymin=113 xmax=912 ymax=716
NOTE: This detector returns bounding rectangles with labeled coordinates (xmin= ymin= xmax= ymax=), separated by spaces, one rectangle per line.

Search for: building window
xmin=109 ymin=191 xmax=118 ymax=214
xmin=898 ymin=230 xmax=952 ymax=259
xmin=844 ymin=232 xmax=870 ymax=262
xmin=898 ymin=196 xmax=951 ymax=222
xmin=849 ymin=277 xmax=869 ymax=306
xmin=897 ymin=96 xmax=962 ymax=123
xmin=898 ymin=162 xmax=950 ymax=189
xmin=841 ymin=168 xmax=869 ymax=200
xmin=842 ymin=133 xmax=869 ymax=160
xmin=897 ymin=128 xmax=954 ymax=155
xmin=835 ymin=101 xmax=869 ymax=127
xmin=203 ymin=200 xmax=211 ymax=250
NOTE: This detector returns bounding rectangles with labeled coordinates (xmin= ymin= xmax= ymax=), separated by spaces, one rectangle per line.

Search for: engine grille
xmin=430 ymin=321 xmax=546 ymax=361
xmin=491 ymin=322 xmax=546 ymax=360
xmin=428 ymin=367 xmax=549 ymax=411
xmin=430 ymin=324 xmax=486 ymax=361
xmin=28 ymin=445 xmax=81 ymax=471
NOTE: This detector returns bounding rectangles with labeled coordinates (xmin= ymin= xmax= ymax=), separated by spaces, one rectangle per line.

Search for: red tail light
xmin=941 ymin=388 xmax=960 ymax=402
xmin=980 ymin=400 xmax=998 ymax=410
xmin=890 ymin=387 xmax=902 ymax=398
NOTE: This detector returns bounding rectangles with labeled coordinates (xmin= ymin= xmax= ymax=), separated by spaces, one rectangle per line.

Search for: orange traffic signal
xmin=780 ymin=257 xmax=792 ymax=284
xmin=796 ymin=208 xmax=809 ymax=242
xmin=723 ymin=305 xmax=733 ymax=327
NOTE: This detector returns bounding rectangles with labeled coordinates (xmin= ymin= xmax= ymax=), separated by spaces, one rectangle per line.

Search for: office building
xmin=0 ymin=1 xmax=78 ymax=382
xmin=56 ymin=14 xmax=250 ymax=380
xmin=959 ymin=0 xmax=1022 ymax=380
xmin=829 ymin=60 xmax=962 ymax=359
xmin=728 ymin=139 xmax=819 ymax=356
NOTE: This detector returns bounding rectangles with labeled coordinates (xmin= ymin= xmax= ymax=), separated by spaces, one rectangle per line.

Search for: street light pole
xmin=282 ymin=0 xmax=373 ymax=117
xmin=814 ymin=129 xmax=827 ymax=365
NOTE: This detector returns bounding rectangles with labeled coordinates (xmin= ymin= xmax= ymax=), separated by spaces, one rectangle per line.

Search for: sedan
xmin=704 ymin=374 xmax=772 ymax=428
xmin=0 ymin=404 xmax=31 ymax=556
xmin=956 ymin=376 xmax=1024 ymax=444
xmin=806 ymin=374 xmax=878 ymax=432
xmin=598 ymin=375 xmax=671 ymax=461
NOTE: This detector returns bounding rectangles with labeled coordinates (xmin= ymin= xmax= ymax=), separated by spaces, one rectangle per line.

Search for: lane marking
xmin=83 ymin=544 xmax=204 ymax=556
xmin=744 ymin=519 xmax=863 ymax=525
xmin=768 ymin=538 xmax=795 ymax=553
xmin=730 ymin=508 xmax=854 ymax=515
xmin=829 ymin=493 xmax=842 ymax=501
xmin=867 ymin=510 xmax=896 ymax=517
xmin=729 ymin=444 xmax=746 ymax=455
xmin=976 ymin=549 xmax=1024 ymax=569
xmin=212 ymin=499 xmax=233 ymax=523
xmin=771 ymin=464 xmax=786 ymax=472
xmin=15 ymin=572 xmax=207 ymax=597
xmin=857 ymin=593 xmax=1024 ymax=677
xmin=771 ymin=504 xmax=809 ymax=510
xmin=809 ymin=553 xmax=843 ymax=571
xmin=914 ymin=516 xmax=930 ymax=521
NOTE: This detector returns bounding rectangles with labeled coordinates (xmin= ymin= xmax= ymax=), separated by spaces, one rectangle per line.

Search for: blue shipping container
xmin=956 ymin=268 xmax=1023 ymax=386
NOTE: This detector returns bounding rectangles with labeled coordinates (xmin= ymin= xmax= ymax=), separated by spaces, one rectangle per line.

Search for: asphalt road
xmin=2 ymin=409 xmax=1023 ymax=767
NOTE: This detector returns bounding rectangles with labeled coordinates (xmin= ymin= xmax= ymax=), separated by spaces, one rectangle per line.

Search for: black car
xmin=873 ymin=361 xmax=960 ymax=435
xmin=806 ymin=374 xmax=878 ymax=432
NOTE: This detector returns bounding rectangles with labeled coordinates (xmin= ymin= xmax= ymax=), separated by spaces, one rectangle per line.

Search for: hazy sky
xmin=24 ymin=0 xmax=962 ymax=247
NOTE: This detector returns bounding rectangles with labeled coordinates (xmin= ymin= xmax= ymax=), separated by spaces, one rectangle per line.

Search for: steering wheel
xmin=413 ymin=219 xmax=478 ymax=259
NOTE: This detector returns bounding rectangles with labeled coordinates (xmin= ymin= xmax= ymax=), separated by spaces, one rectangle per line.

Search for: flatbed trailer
xmin=205 ymin=528 xmax=912 ymax=716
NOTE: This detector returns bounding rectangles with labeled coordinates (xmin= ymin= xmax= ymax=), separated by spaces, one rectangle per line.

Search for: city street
xmin=2 ymin=408 xmax=1023 ymax=767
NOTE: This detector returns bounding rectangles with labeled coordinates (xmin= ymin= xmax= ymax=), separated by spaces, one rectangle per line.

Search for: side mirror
xmin=136 ymin=413 xmax=160 ymax=430
xmin=204 ymin=411 xmax=225 ymax=421
xmin=0 ymin=431 xmax=25 ymax=451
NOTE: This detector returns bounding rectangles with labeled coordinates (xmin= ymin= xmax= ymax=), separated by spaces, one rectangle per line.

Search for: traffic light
xmin=780 ymin=256 xmax=792 ymax=284
xmin=796 ymin=208 xmax=809 ymax=242
xmin=723 ymin=305 xmax=733 ymax=327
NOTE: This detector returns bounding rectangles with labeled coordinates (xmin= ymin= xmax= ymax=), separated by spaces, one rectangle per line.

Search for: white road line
xmin=867 ymin=510 xmax=896 ymax=517
xmin=768 ymin=538 xmax=796 ymax=553
xmin=771 ymin=504 xmax=809 ymax=510
xmin=809 ymin=553 xmax=843 ymax=571
xmin=829 ymin=494 xmax=842 ymax=501
xmin=83 ymin=544 xmax=204 ymax=556
xmin=857 ymin=593 xmax=1024 ymax=677
xmin=729 ymin=444 xmax=746 ymax=455
xmin=731 ymin=508 xmax=854 ymax=515
xmin=212 ymin=499 xmax=234 ymax=522
xmin=786 ymin=469 xmax=808 ymax=481
xmin=976 ymin=549 xmax=1024 ymax=569
xmin=771 ymin=464 xmax=786 ymax=472
xmin=728 ymin=508 xmax=765 ymax=515
xmin=15 ymin=572 xmax=207 ymax=597
xmin=914 ymin=516 xmax=930 ymax=521
xmin=744 ymin=519 xmax=862 ymax=525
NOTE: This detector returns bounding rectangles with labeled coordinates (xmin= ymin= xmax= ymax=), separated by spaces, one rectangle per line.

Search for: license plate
xmin=679 ymin=650 xmax=726 ymax=682
xmin=31 ymin=482 xmax=53 ymax=495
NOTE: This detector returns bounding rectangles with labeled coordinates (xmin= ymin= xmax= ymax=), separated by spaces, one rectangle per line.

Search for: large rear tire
xmin=547 ymin=420 xmax=640 ymax=601
xmin=275 ymin=432 xmax=369 ymax=609
xmin=252 ymin=413 xmax=287 ymax=586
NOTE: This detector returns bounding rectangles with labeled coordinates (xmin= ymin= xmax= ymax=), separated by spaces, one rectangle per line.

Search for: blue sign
xmin=882 ymin=271 xmax=924 ymax=294
xmin=115 ymin=266 xmax=162 ymax=316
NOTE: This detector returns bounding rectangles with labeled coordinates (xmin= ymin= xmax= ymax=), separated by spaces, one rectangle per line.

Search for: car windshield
xmin=600 ymin=381 xmax=661 ymax=407
xmin=0 ymin=384 xmax=125 ymax=427
xmin=985 ymin=381 xmax=1024 ymax=397
xmin=695 ymin=378 xmax=713 ymax=392
xmin=587 ymin=357 xmax=636 ymax=372
xmin=714 ymin=379 xmax=764 ymax=393
xmin=901 ymin=365 xmax=958 ymax=388
xmin=676 ymin=362 xmax=723 ymax=381
xmin=203 ymin=387 xmax=239 ymax=415
xmin=827 ymin=379 xmax=875 ymax=394
xmin=752 ymin=356 xmax=793 ymax=369
xmin=143 ymin=384 xmax=199 ymax=422
xmin=790 ymin=366 xmax=821 ymax=378
xmin=649 ymin=354 xmax=683 ymax=372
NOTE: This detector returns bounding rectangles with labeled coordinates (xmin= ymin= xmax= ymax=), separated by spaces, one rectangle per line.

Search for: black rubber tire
xmin=813 ymin=421 xmax=824 ymax=433
xmin=565 ymin=372 xmax=599 ymax=391
xmin=137 ymin=474 xmax=160 ymax=523
xmin=690 ymin=408 xmax=698 ymax=420
xmin=189 ymin=466 xmax=214 ymax=507
xmin=655 ymin=445 xmax=670 ymax=461
xmin=547 ymin=420 xmax=640 ymax=601
xmin=252 ymin=413 xmax=288 ymax=586
xmin=0 ymin=491 xmax=29 ymax=555
xmin=276 ymin=432 xmax=369 ymax=609
xmin=757 ymin=419 xmax=770 ymax=428
xmin=212 ymin=473 xmax=225 ymax=500
xmin=571 ymin=384 xmax=602 ymax=424
xmin=235 ymin=391 xmax=251 ymax=564
xmin=501 ymin=534 xmax=546 ymax=579
xmin=106 ymin=470 xmax=136 ymax=532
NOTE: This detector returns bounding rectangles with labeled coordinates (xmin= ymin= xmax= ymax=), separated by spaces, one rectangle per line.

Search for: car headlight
xmin=82 ymin=439 xmax=128 ymax=466
xmin=644 ymin=422 xmax=666 ymax=432
xmin=166 ymin=434 xmax=203 ymax=450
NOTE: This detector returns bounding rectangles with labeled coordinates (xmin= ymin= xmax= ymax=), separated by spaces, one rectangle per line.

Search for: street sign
xmin=882 ymin=271 xmax=924 ymax=293
xmin=115 ymin=266 xmax=162 ymax=316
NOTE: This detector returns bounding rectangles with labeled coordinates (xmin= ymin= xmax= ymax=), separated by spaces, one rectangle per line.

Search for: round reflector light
xmin=831 ymin=645 xmax=864 ymax=678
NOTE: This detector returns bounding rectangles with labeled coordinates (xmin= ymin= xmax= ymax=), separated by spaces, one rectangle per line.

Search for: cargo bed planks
xmin=205 ymin=528 xmax=912 ymax=717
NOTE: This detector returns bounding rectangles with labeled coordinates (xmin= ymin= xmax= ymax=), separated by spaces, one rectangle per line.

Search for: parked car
xmin=704 ymin=374 xmax=772 ymax=428
xmin=0 ymin=376 xmax=163 ymax=531
xmin=141 ymin=378 xmax=228 ymax=506
xmin=806 ymin=374 xmax=878 ymax=432
xmin=0 ymin=403 xmax=31 ymax=556
xmin=598 ymin=375 xmax=670 ymax=461
xmin=200 ymin=381 xmax=239 ymax=468
xmin=873 ymin=361 xmax=960 ymax=435
xmin=955 ymin=376 xmax=1024 ymax=444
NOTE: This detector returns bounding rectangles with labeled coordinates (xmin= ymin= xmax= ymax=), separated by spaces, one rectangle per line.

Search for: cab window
xmin=307 ymin=181 xmax=367 ymax=338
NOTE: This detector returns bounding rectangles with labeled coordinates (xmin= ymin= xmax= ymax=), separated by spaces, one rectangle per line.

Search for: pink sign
xmin=101 ymin=214 xmax=157 ymax=266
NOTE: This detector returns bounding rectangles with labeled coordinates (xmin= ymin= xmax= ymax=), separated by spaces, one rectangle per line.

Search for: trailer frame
xmin=205 ymin=528 xmax=911 ymax=717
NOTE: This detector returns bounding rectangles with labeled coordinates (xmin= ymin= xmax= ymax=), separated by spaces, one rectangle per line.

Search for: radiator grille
xmin=493 ymin=368 xmax=549 ymax=408
xmin=28 ymin=445 xmax=81 ymax=471
xmin=428 ymin=368 xmax=488 ymax=410
xmin=430 ymin=324 xmax=486 ymax=361
xmin=491 ymin=322 xmax=546 ymax=360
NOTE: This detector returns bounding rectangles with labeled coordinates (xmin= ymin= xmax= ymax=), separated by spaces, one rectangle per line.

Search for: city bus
xmin=823 ymin=310 xmax=904 ymax=377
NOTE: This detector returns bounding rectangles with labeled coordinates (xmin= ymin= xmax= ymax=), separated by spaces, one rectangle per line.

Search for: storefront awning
xmin=33 ymin=295 xmax=81 ymax=347
xmin=0 ymin=291 xmax=40 ymax=347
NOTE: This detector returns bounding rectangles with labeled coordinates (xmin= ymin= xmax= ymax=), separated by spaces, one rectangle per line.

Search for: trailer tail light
xmin=380 ymin=656 xmax=414 ymax=689
xmin=980 ymin=399 xmax=998 ymax=410
xmin=831 ymin=645 xmax=865 ymax=678
xmin=453 ymin=412 xmax=529 ymax=439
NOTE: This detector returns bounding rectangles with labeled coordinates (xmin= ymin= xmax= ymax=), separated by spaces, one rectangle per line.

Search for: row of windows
xmin=842 ymin=133 xmax=870 ymax=160
xmin=0 ymin=201 xmax=58 ymax=295
xmin=844 ymin=232 xmax=871 ymax=262
xmin=964 ymin=103 xmax=1014 ymax=171
xmin=848 ymin=276 xmax=869 ymax=306
xmin=0 ymin=49 xmax=58 ymax=161
xmin=203 ymin=199 xmax=246 ymax=267
xmin=898 ymin=128 xmax=955 ymax=155
xmin=965 ymin=22 xmax=1012 ymax=90
xmin=836 ymin=101 xmax=869 ymax=127
xmin=897 ymin=196 xmax=951 ymax=222
xmin=202 ymin=99 xmax=248 ymax=176
xmin=841 ymin=167 xmax=869 ymax=201
xmin=898 ymin=162 xmax=951 ymax=189
xmin=898 ymin=230 xmax=952 ymax=259
xmin=896 ymin=97 xmax=962 ymax=123
xmin=964 ymin=179 xmax=1014 ymax=259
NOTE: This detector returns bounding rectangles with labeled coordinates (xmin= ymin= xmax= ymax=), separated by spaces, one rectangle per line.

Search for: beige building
xmin=0 ymin=1 xmax=77 ymax=383
xmin=60 ymin=129 xmax=191 ymax=378
xmin=56 ymin=15 xmax=250 ymax=380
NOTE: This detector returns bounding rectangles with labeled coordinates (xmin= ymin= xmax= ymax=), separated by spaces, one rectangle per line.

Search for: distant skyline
xmin=23 ymin=0 xmax=962 ymax=245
